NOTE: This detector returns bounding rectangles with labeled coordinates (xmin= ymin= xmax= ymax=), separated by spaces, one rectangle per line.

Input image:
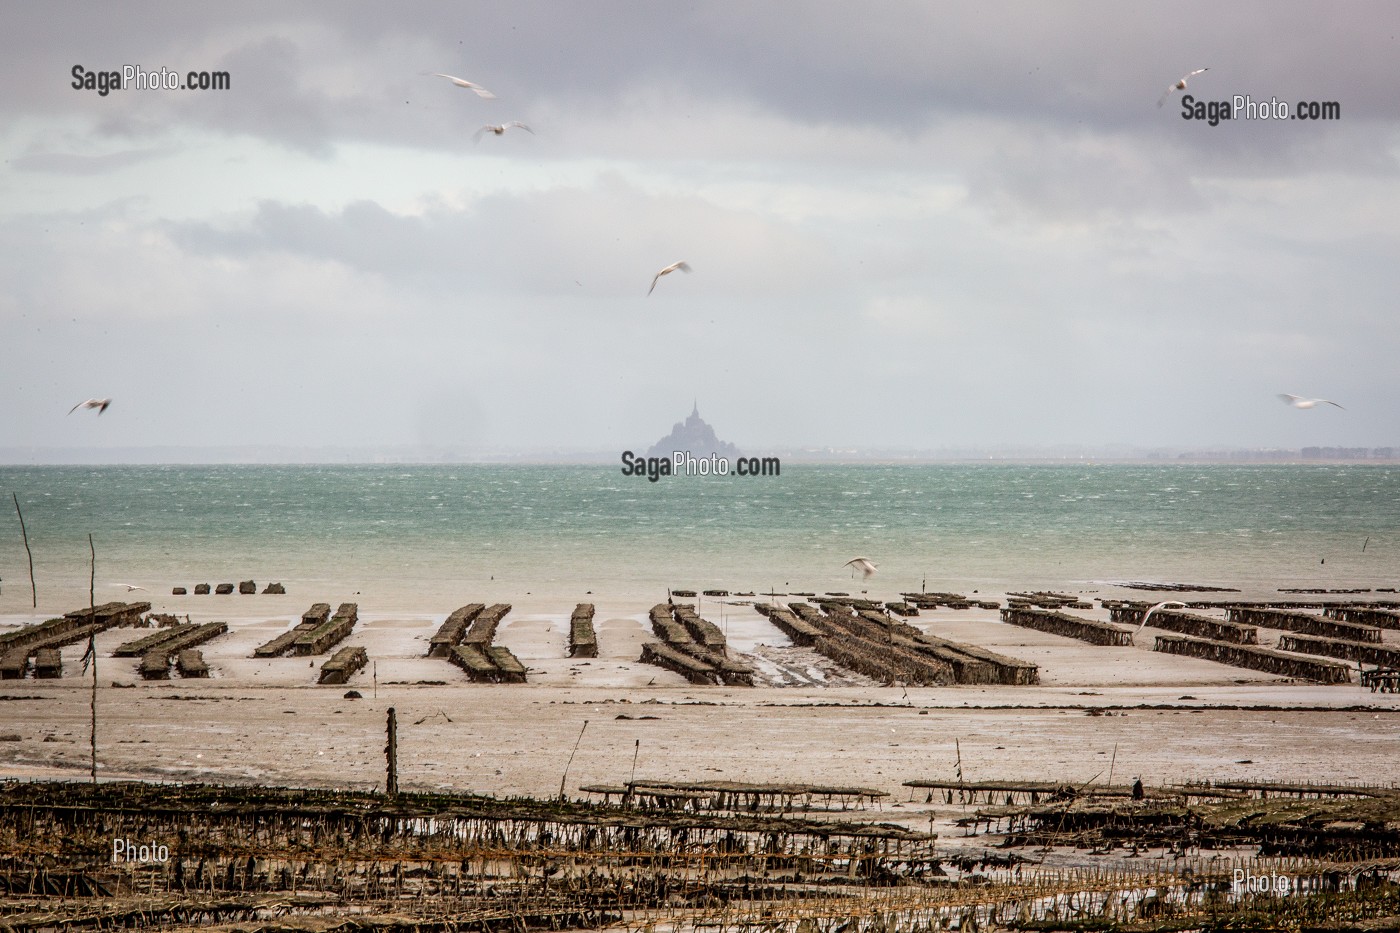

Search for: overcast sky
xmin=2 ymin=1 xmax=1397 ymax=458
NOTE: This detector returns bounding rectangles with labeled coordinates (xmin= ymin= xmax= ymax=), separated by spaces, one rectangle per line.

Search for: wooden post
xmin=954 ymin=738 xmax=964 ymax=808
xmin=88 ymin=533 xmax=97 ymax=783
xmin=13 ymin=493 xmax=36 ymax=608
xmin=559 ymin=720 xmax=588 ymax=801
xmin=385 ymin=707 xmax=398 ymax=796
xmin=626 ymin=738 xmax=640 ymax=806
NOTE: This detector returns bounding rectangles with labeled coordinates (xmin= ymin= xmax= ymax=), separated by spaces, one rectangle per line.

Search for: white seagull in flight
xmin=474 ymin=121 xmax=533 ymax=143
xmin=1136 ymin=600 xmax=1186 ymax=635
xmin=68 ymin=398 xmax=111 ymax=415
xmin=429 ymin=73 xmax=496 ymax=99
xmin=1279 ymin=394 xmax=1345 ymax=410
xmin=1158 ymin=68 xmax=1208 ymax=107
xmin=845 ymin=557 xmax=878 ymax=579
xmin=648 ymin=261 xmax=691 ymax=296
xmin=113 ymin=583 xmax=147 ymax=592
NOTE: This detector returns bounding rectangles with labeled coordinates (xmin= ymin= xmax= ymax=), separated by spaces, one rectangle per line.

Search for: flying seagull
xmin=845 ymin=557 xmax=878 ymax=579
xmin=1279 ymin=394 xmax=1344 ymax=410
xmin=68 ymin=398 xmax=111 ymax=415
xmin=1158 ymin=68 xmax=1208 ymax=107
xmin=648 ymin=260 xmax=691 ymax=296
xmin=113 ymin=583 xmax=146 ymax=592
xmin=429 ymin=73 xmax=496 ymax=99
xmin=414 ymin=709 xmax=453 ymax=725
xmin=474 ymin=121 xmax=533 ymax=143
xmin=1136 ymin=600 xmax=1186 ymax=635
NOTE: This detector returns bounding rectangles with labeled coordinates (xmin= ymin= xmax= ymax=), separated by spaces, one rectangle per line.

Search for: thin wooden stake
xmin=955 ymin=738 xmax=965 ymax=809
xmin=385 ymin=707 xmax=398 ymax=796
xmin=13 ymin=493 xmax=36 ymax=608
xmin=559 ymin=720 xmax=588 ymax=801
xmin=88 ymin=533 xmax=97 ymax=783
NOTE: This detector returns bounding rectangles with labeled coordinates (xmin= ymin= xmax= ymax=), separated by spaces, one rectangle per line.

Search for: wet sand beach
xmin=3 ymin=590 xmax=1397 ymax=800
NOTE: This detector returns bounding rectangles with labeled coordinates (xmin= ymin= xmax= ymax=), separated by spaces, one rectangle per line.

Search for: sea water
xmin=0 ymin=463 xmax=1396 ymax=616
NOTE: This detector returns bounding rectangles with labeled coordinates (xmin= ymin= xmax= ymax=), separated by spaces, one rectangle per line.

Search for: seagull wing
xmin=431 ymin=73 xmax=496 ymax=98
xmin=473 ymin=125 xmax=493 ymax=144
xmin=68 ymin=398 xmax=106 ymax=414
xmin=650 ymin=262 xmax=688 ymax=294
xmin=1136 ymin=600 xmax=1185 ymax=635
xmin=508 ymin=122 xmax=534 ymax=134
xmin=1322 ymin=399 xmax=1345 ymax=409
xmin=1278 ymin=394 xmax=1303 ymax=406
xmin=1159 ymin=70 xmax=1206 ymax=107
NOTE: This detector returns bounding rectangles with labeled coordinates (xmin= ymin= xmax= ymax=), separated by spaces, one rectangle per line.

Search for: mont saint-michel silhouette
xmin=646 ymin=402 xmax=740 ymax=460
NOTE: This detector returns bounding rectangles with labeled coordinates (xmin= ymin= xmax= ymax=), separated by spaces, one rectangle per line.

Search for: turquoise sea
xmin=1 ymin=463 xmax=1397 ymax=616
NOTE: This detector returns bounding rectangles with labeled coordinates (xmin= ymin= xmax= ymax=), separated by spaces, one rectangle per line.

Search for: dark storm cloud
xmin=4 ymin=0 xmax=1391 ymax=256
xmin=6 ymin=1 xmax=1398 ymax=165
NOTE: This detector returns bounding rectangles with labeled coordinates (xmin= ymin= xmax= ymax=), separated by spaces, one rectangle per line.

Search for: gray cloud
xmin=2 ymin=1 xmax=1397 ymax=456
xmin=11 ymin=147 xmax=167 ymax=175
